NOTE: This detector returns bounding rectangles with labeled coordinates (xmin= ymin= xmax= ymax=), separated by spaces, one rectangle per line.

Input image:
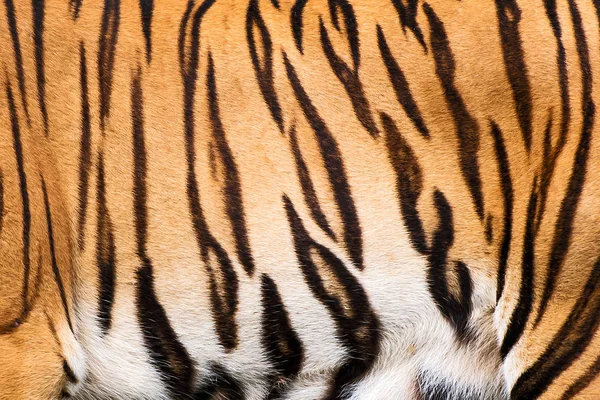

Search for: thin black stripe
xmin=98 ymin=0 xmax=120 ymax=131
xmin=284 ymin=53 xmax=364 ymax=270
xmin=76 ymin=43 xmax=92 ymax=251
xmin=45 ymin=312 xmax=78 ymax=384
xmin=6 ymin=82 xmax=32 ymax=322
xmin=69 ymin=0 xmax=82 ymax=19
xmin=320 ymin=16 xmax=379 ymax=136
xmin=139 ymin=0 xmax=153 ymax=63
xmin=423 ymin=3 xmax=484 ymax=221
xmin=391 ymin=0 xmax=427 ymax=51
xmin=381 ymin=112 xmax=428 ymax=255
xmin=500 ymin=181 xmax=537 ymax=359
xmin=4 ymin=0 xmax=30 ymax=124
xmin=32 ymin=0 xmax=48 ymax=135
xmin=495 ymin=0 xmax=533 ymax=151
xmin=207 ymin=54 xmax=255 ymax=276
xmin=131 ymin=66 xmax=194 ymax=396
xmin=328 ymin=0 xmax=360 ymax=68
xmin=42 ymin=179 xmax=74 ymax=333
xmin=290 ymin=125 xmax=336 ymax=240
xmin=247 ymin=0 xmax=284 ymax=132
xmin=291 ymin=0 xmax=308 ymax=54
xmin=561 ymin=354 xmax=600 ymax=399
xmin=194 ymin=364 xmax=245 ymax=400
xmin=535 ymin=0 xmax=595 ymax=327
xmin=490 ymin=122 xmax=513 ymax=303
xmin=95 ymin=154 xmax=116 ymax=335
xmin=377 ymin=26 xmax=429 ymax=138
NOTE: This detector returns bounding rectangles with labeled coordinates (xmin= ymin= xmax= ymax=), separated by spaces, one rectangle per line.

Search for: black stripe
xmin=131 ymin=66 xmax=194 ymax=396
xmin=535 ymin=0 xmax=595 ymax=327
xmin=95 ymin=154 xmax=116 ymax=335
xmin=511 ymin=258 xmax=600 ymax=399
xmin=4 ymin=0 xmax=30 ymax=124
xmin=320 ymin=15 xmax=379 ymax=136
xmin=207 ymin=55 xmax=255 ymax=276
xmin=98 ymin=0 xmax=120 ymax=131
xmin=490 ymin=122 xmax=513 ymax=303
xmin=76 ymin=43 xmax=92 ymax=251
xmin=284 ymin=53 xmax=364 ymax=270
xmin=381 ymin=112 xmax=428 ymax=255
xmin=41 ymin=179 xmax=74 ymax=333
xmin=194 ymin=364 xmax=245 ymax=400
xmin=284 ymin=195 xmax=379 ymax=399
xmin=377 ymin=26 xmax=429 ymax=138
xmin=179 ymin=4 xmax=239 ymax=351
xmin=32 ymin=0 xmax=48 ymax=135
xmin=327 ymin=0 xmax=360 ymax=70
xmin=247 ymin=0 xmax=284 ymax=132
xmin=45 ymin=312 xmax=78 ymax=385
xmin=495 ymin=0 xmax=533 ymax=151
xmin=391 ymin=0 xmax=427 ymax=51
xmin=291 ymin=0 xmax=308 ymax=54
xmin=560 ymin=354 xmax=600 ymax=399
xmin=290 ymin=125 xmax=336 ymax=240
xmin=139 ymin=0 xmax=153 ymax=63
xmin=270 ymin=0 xmax=280 ymax=9
xmin=260 ymin=274 xmax=304 ymax=378
xmin=69 ymin=0 xmax=82 ymax=19
xmin=426 ymin=190 xmax=473 ymax=340
xmin=499 ymin=181 xmax=537 ymax=359
xmin=423 ymin=3 xmax=484 ymax=221
xmin=6 ymin=82 xmax=32 ymax=322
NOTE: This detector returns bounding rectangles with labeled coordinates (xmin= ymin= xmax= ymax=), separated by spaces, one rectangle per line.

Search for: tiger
xmin=0 ymin=0 xmax=599 ymax=398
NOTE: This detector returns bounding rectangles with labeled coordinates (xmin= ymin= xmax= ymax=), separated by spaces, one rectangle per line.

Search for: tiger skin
xmin=0 ymin=0 xmax=600 ymax=398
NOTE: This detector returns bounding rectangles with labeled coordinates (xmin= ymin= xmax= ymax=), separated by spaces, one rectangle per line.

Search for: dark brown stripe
xmin=139 ymin=0 xmax=153 ymax=63
xmin=535 ymin=0 xmax=595 ymax=327
xmin=561 ymin=354 xmax=600 ymax=399
xmin=291 ymin=0 xmax=308 ymax=54
xmin=290 ymin=125 xmax=336 ymax=240
xmin=194 ymin=364 xmax=245 ymax=400
xmin=495 ymin=0 xmax=533 ymax=150
xmin=381 ymin=112 xmax=428 ymax=255
xmin=207 ymin=55 xmax=255 ymax=276
xmin=423 ymin=3 xmax=484 ymax=221
xmin=247 ymin=0 xmax=284 ymax=132
xmin=284 ymin=195 xmax=379 ymax=399
xmin=391 ymin=0 xmax=427 ymax=51
xmin=377 ymin=26 xmax=429 ymax=138
xmin=32 ymin=0 xmax=48 ymax=135
xmin=95 ymin=154 xmax=116 ymax=334
xmin=500 ymin=180 xmax=537 ymax=359
xmin=131 ymin=66 xmax=193 ymax=396
xmin=41 ymin=179 xmax=74 ymax=333
xmin=76 ymin=43 xmax=92 ymax=251
xmin=69 ymin=0 xmax=82 ymax=19
xmin=490 ymin=121 xmax=513 ymax=302
xmin=284 ymin=52 xmax=364 ymax=270
xmin=4 ymin=0 xmax=30 ymax=124
xmin=98 ymin=0 xmax=120 ymax=131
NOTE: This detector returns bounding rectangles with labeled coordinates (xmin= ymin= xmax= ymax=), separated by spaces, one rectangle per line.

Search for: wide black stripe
xmin=535 ymin=0 xmax=595 ymax=327
xmin=139 ymin=0 xmax=153 ymax=63
xmin=131 ymin=66 xmax=194 ymax=396
xmin=41 ymin=179 xmax=74 ymax=333
xmin=426 ymin=190 xmax=473 ymax=340
xmin=194 ymin=364 xmax=245 ymax=400
xmin=284 ymin=53 xmax=364 ymax=270
xmin=207 ymin=55 xmax=255 ymax=276
xmin=561 ymin=354 xmax=600 ymax=399
xmin=377 ymin=26 xmax=429 ymax=138
xmin=423 ymin=3 xmax=484 ymax=221
xmin=391 ymin=0 xmax=427 ymax=51
xmin=98 ymin=0 xmax=120 ymax=131
xmin=490 ymin=122 xmax=513 ymax=303
xmin=261 ymin=274 xmax=304 ymax=378
xmin=95 ymin=154 xmax=116 ymax=335
xmin=247 ymin=0 xmax=284 ymax=132
xmin=179 ymin=3 xmax=239 ymax=351
xmin=290 ymin=125 xmax=336 ymax=240
xmin=500 ymin=181 xmax=537 ymax=359
xmin=6 ymin=82 xmax=32 ymax=322
xmin=4 ymin=0 xmax=30 ymax=124
xmin=320 ymin=16 xmax=379 ymax=136
xmin=381 ymin=112 xmax=428 ymax=255
xmin=284 ymin=195 xmax=379 ymax=399
xmin=511 ymin=257 xmax=600 ymax=399
xmin=495 ymin=0 xmax=533 ymax=151
xmin=291 ymin=0 xmax=309 ymax=54
xmin=76 ymin=43 xmax=92 ymax=251
xmin=32 ymin=0 xmax=48 ymax=135
xmin=69 ymin=0 xmax=82 ymax=19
